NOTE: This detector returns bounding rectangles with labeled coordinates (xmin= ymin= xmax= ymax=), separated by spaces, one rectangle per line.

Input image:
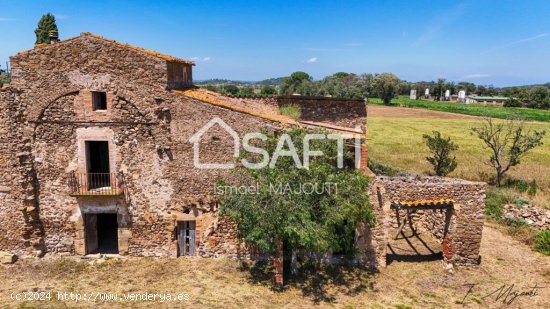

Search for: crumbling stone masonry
xmin=0 ymin=32 xmax=485 ymax=269
xmin=363 ymin=176 xmax=486 ymax=267
xmin=0 ymin=32 xmax=369 ymax=260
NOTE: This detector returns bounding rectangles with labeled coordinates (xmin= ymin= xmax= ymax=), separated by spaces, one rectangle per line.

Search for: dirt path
xmin=368 ymin=104 xmax=479 ymax=119
xmin=0 ymin=225 xmax=548 ymax=308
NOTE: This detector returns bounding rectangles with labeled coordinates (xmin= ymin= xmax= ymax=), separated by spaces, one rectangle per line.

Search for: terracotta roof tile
xmin=395 ymin=199 xmax=455 ymax=207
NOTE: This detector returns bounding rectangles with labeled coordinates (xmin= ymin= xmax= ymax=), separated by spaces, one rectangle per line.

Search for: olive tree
xmin=471 ymin=118 xmax=546 ymax=186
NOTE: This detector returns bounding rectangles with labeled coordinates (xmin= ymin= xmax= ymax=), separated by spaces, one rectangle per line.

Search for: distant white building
xmin=464 ymin=95 xmax=509 ymax=105
xmin=410 ymin=89 xmax=417 ymax=100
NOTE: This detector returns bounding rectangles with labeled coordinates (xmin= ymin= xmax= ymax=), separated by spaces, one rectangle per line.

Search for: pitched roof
xmin=16 ymin=32 xmax=195 ymax=65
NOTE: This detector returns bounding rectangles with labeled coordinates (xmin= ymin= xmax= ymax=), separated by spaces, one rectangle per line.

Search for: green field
xmin=369 ymin=96 xmax=550 ymax=122
xmin=367 ymin=109 xmax=550 ymax=208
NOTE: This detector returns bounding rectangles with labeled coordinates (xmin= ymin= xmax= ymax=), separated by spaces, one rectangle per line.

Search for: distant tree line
xmin=502 ymin=86 xmax=550 ymax=109
xmin=199 ymin=71 xmax=549 ymax=110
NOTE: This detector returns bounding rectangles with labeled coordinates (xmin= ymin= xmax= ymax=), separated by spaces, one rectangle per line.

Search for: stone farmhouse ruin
xmin=0 ymin=33 xmax=486 ymax=268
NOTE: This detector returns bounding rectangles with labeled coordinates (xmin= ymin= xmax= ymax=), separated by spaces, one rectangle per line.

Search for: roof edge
xmin=14 ymin=32 xmax=195 ymax=65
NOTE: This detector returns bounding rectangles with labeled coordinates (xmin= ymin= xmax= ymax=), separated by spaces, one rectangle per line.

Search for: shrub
xmin=505 ymin=178 xmax=538 ymax=196
xmin=367 ymin=159 xmax=400 ymax=176
xmin=501 ymin=216 xmax=528 ymax=227
xmin=514 ymin=198 xmax=530 ymax=207
xmin=422 ymin=131 xmax=458 ymax=176
xmin=260 ymin=85 xmax=277 ymax=95
xmin=484 ymin=190 xmax=507 ymax=220
xmin=279 ymin=104 xmax=301 ymax=120
xmin=534 ymin=230 xmax=550 ymax=255
xmin=503 ymin=98 xmax=523 ymax=107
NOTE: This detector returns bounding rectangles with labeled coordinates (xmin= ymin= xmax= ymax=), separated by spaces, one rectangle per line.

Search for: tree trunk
xmin=290 ymin=249 xmax=298 ymax=276
xmin=496 ymin=169 xmax=502 ymax=187
xmin=272 ymin=242 xmax=284 ymax=289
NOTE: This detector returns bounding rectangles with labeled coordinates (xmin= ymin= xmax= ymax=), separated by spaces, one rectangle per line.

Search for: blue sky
xmin=1 ymin=0 xmax=549 ymax=86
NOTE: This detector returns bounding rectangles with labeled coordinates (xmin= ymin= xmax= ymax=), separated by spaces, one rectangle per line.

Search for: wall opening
xmin=385 ymin=202 xmax=454 ymax=265
xmin=177 ymin=221 xmax=196 ymax=256
xmin=92 ymin=91 xmax=107 ymax=111
xmin=85 ymin=141 xmax=110 ymax=189
xmin=84 ymin=213 xmax=119 ymax=254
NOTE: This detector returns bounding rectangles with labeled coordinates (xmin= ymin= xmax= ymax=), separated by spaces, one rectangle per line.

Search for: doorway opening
xmin=85 ymin=141 xmax=110 ymax=189
xmin=386 ymin=201 xmax=453 ymax=265
xmin=84 ymin=213 xmax=119 ymax=254
xmin=177 ymin=221 xmax=196 ymax=256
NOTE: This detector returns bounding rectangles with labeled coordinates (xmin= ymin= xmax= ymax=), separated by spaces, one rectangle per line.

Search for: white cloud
xmin=303 ymin=47 xmax=345 ymax=52
xmin=481 ymin=33 xmax=549 ymax=54
xmin=306 ymin=57 xmax=317 ymax=63
xmin=0 ymin=17 xmax=14 ymax=22
xmin=463 ymin=74 xmax=490 ymax=79
xmin=190 ymin=56 xmax=210 ymax=62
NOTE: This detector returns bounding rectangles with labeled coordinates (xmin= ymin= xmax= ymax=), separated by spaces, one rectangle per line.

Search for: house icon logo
xmin=189 ymin=117 xmax=240 ymax=169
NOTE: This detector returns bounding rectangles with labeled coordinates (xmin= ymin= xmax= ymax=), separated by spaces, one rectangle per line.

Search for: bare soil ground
xmin=1 ymin=225 xmax=548 ymax=308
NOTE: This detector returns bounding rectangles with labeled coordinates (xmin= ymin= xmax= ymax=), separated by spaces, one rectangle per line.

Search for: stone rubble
xmin=503 ymin=204 xmax=550 ymax=231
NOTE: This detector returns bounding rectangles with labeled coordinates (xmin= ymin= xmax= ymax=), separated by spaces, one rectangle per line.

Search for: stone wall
xmin=189 ymin=91 xmax=367 ymax=132
xmin=276 ymin=96 xmax=367 ymax=130
xmin=366 ymin=176 xmax=486 ymax=266
xmin=0 ymin=34 xmax=283 ymax=258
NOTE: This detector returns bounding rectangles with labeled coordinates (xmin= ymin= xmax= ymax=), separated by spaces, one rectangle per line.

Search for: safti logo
xmin=189 ymin=117 xmax=363 ymax=170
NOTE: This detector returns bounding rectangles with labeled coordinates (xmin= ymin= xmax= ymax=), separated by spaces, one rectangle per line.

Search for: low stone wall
xmin=366 ymin=176 xmax=486 ymax=266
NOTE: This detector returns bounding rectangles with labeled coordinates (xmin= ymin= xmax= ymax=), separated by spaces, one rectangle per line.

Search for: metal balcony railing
xmin=68 ymin=172 xmax=125 ymax=196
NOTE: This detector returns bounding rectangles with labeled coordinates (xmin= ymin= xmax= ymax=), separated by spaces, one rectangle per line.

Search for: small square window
xmin=92 ymin=91 xmax=107 ymax=111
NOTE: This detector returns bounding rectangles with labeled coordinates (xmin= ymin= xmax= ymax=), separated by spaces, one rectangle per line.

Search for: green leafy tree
xmin=219 ymin=128 xmax=373 ymax=280
xmin=260 ymin=85 xmax=277 ymax=95
xmin=432 ymin=78 xmax=446 ymax=101
xmin=471 ymin=117 xmax=546 ymax=186
xmin=527 ymin=86 xmax=549 ymax=109
xmin=316 ymin=72 xmax=367 ymax=99
xmin=280 ymin=71 xmax=314 ymax=95
xmin=422 ymin=131 xmax=459 ymax=176
xmin=239 ymin=85 xmax=255 ymax=96
xmin=35 ymin=13 xmax=58 ymax=44
xmin=457 ymin=82 xmax=476 ymax=95
xmin=222 ymin=84 xmax=239 ymax=96
xmin=372 ymin=73 xmax=400 ymax=105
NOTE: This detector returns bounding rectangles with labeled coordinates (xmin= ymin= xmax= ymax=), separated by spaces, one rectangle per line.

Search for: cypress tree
xmin=34 ymin=13 xmax=58 ymax=44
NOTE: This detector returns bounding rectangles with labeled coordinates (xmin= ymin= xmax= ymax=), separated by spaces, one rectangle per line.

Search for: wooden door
xmin=84 ymin=214 xmax=98 ymax=254
xmin=177 ymin=221 xmax=195 ymax=256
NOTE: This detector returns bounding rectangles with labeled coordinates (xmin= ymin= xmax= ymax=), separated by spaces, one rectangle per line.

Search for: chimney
xmin=48 ymin=30 xmax=59 ymax=43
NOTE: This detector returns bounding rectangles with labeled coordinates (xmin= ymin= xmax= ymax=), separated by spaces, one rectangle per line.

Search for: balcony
xmin=68 ymin=172 xmax=125 ymax=196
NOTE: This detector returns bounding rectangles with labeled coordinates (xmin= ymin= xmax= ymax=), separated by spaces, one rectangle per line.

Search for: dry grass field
xmin=1 ymin=225 xmax=548 ymax=308
xmin=367 ymin=105 xmax=550 ymax=208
